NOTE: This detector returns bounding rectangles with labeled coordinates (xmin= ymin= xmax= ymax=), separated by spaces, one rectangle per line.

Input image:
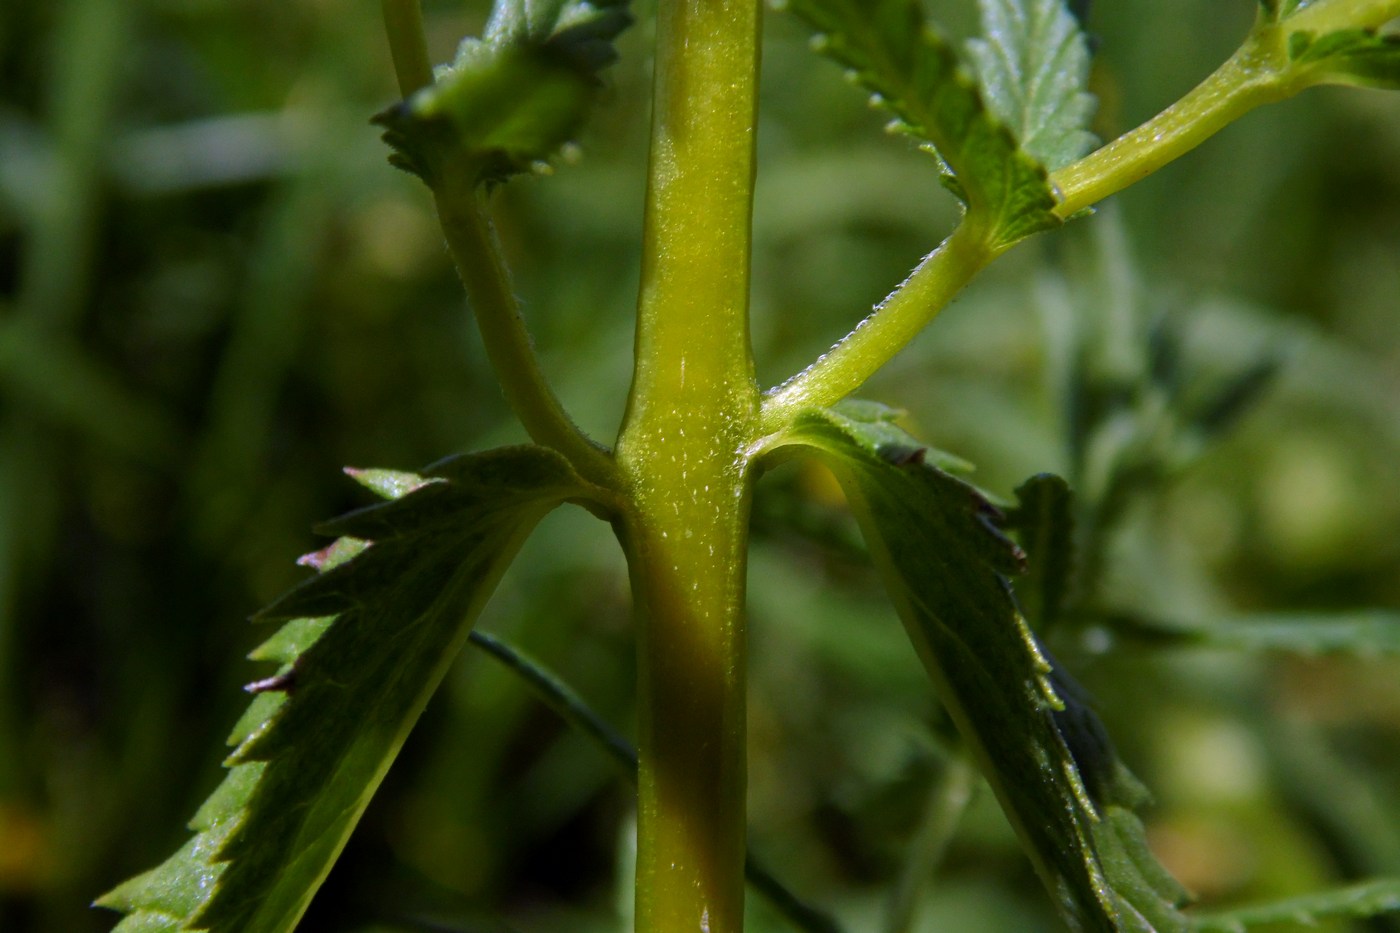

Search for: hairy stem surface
xmin=616 ymin=0 xmax=763 ymax=928
xmin=761 ymin=222 xmax=992 ymax=431
xmin=1050 ymin=40 xmax=1287 ymax=218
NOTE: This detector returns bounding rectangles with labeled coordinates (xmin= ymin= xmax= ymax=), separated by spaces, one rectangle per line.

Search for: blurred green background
xmin=2 ymin=1 xmax=1398 ymax=931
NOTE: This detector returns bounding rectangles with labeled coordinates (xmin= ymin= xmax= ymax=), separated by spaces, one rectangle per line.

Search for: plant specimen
xmin=97 ymin=0 xmax=1400 ymax=931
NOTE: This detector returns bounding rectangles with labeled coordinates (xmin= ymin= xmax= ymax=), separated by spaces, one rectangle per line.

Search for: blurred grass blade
xmin=883 ymin=754 xmax=977 ymax=933
xmin=0 ymin=318 xmax=180 ymax=464
xmin=97 ymin=447 xmax=594 ymax=933
xmin=1192 ymin=878 xmax=1400 ymax=931
xmin=21 ymin=0 xmax=130 ymax=332
xmin=767 ymin=400 xmax=1191 ymax=933
xmin=1103 ymin=609 xmax=1400 ymax=656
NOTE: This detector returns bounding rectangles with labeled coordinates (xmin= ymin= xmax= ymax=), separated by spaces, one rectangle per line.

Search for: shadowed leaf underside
xmin=770 ymin=401 xmax=1191 ymax=932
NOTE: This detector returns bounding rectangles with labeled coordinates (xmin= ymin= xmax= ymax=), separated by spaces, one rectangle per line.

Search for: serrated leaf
xmin=98 ymin=446 xmax=592 ymax=933
xmin=374 ymin=0 xmax=631 ymax=187
xmin=767 ymin=400 xmax=1190 ymax=932
xmin=1192 ymin=878 xmax=1400 ymax=931
xmin=784 ymin=0 xmax=1061 ymax=249
xmin=965 ymin=0 xmax=1098 ymax=171
xmin=1006 ymin=473 xmax=1076 ymax=631
xmin=1287 ymin=27 xmax=1400 ymax=89
xmin=1104 ymin=609 xmax=1400 ymax=657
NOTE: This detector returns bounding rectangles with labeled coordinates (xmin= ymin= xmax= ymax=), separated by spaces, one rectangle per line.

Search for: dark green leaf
xmin=97 ymin=446 xmax=592 ymax=933
xmin=374 ymin=0 xmax=631 ymax=187
xmin=1006 ymin=473 xmax=1076 ymax=631
xmin=782 ymin=0 xmax=1061 ymax=249
xmin=1192 ymin=878 xmax=1400 ymax=931
xmin=767 ymin=401 xmax=1190 ymax=932
xmin=966 ymin=0 xmax=1098 ymax=171
xmin=1287 ymin=27 xmax=1400 ymax=90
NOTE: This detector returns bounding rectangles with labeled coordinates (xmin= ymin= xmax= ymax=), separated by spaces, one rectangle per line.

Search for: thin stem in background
xmin=379 ymin=0 xmax=615 ymax=486
xmin=433 ymin=176 xmax=618 ymax=487
xmin=380 ymin=0 xmax=434 ymax=97
xmin=883 ymin=755 xmax=977 ymax=933
xmin=468 ymin=630 xmax=634 ymax=775
xmin=467 ymin=631 xmax=846 ymax=933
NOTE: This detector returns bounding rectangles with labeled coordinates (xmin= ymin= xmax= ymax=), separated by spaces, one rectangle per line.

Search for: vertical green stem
xmin=883 ymin=754 xmax=976 ymax=933
xmin=615 ymin=0 xmax=763 ymax=929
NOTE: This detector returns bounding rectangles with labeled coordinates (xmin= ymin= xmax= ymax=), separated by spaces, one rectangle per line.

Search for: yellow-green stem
xmin=1050 ymin=37 xmax=1291 ymax=218
xmin=615 ymin=0 xmax=763 ymax=929
xmin=761 ymin=221 xmax=992 ymax=433
xmin=1050 ymin=1 xmax=1400 ymax=216
xmin=762 ymin=3 xmax=1400 ymax=430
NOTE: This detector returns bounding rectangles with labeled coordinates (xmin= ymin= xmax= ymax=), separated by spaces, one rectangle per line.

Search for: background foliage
xmin=1 ymin=0 xmax=1398 ymax=930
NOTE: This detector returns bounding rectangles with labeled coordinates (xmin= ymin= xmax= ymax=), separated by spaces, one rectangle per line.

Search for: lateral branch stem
xmin=433 ymin=176 xmax=616 ymax=486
